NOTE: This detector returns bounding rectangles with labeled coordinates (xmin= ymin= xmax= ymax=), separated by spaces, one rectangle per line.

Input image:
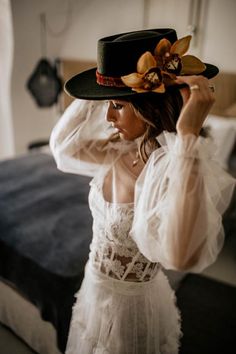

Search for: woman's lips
xmin=114 ymin=126 xmax=124 ymax=133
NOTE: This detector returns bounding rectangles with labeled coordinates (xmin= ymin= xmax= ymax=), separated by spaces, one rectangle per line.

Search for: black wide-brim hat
xmin=65 ymin=28 xmax=219 ymax=100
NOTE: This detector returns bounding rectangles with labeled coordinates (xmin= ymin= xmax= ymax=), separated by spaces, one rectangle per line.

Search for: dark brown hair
xmin=128 ymin=90 xmax=183 ymax=162
xmin=107 ymin=89 xmax=207 ymax=163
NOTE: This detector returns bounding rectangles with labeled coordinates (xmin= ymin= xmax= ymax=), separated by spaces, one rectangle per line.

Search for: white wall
xmin=0 ymin=0 xmax=14 ymax=159
xmin=10 ymin=0 xmax=236 ymax=155
xmin=202 ymin=0 xmax=236 ymax=72
xmin=11 ymin=0 xmax=144 ymax=155
xmin=146 ymin=0 xmax=236 ymax=65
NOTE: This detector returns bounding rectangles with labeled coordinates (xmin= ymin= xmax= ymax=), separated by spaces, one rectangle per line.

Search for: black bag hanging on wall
xmin=27 ymin=58 xmax=62 ymax=107
xmin=26 ymin=12 xmax=63 ymax=108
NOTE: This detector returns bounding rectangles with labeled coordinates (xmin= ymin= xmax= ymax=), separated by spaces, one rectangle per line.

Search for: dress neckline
xmin=92 ymin=176 xmax=134 ymax=208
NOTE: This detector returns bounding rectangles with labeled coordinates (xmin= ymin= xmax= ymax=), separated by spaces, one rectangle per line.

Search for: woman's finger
xmin=175 ymin=75 xmax=215 ymax=136
xmin=175 ymin=75 xmax=215 ymax=98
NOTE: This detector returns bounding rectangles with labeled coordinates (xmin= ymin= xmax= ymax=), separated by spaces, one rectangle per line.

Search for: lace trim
xmin=89 ymin=244 xmax=160 ymax=281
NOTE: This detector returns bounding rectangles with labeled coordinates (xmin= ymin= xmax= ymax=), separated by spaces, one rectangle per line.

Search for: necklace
xmin=132 ymin=151 xmax=140 ymax=167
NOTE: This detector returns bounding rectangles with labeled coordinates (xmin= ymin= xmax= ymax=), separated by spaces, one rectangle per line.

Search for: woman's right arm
xmin=50 ymin=99 xmax=111 ymax=176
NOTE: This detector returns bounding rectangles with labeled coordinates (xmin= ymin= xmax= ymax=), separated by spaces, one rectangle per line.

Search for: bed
xmin=0 ymin=152 xmax=93 ymax=353
xmin=0 ymin=67 xmax=236 ymax=354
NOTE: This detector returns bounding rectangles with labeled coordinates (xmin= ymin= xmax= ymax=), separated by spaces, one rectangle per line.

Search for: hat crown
xmin=97 ymin=28 xmax=177 ymax=77
xmin=114 ymin=30 xmax=159 ymax=42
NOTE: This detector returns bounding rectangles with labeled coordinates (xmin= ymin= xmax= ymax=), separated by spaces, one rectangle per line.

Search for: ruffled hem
xmin=66 ymin=262 xmax=182 ymax=354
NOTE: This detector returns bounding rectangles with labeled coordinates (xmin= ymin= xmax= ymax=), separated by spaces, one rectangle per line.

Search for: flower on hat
xmin=121 ymin=35 xmax=206 ymax=93
xmin=121 ymin=52 xmax=166 ymax=93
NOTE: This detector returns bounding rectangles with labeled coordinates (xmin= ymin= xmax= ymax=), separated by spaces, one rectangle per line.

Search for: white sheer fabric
xmin=131 ymin=132 xmax=236 ymax=272
xmin=50 ymin=99 xmax=137 ymax=179
xmin=50 ymin=98 xmax=235 ymax=354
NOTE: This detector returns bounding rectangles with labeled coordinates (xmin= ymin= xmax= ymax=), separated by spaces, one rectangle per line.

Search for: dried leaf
xmin=155 ymin=38 xmax=171 ymax=57
xmin=170 ymin=35 xmax=192 ymax=56
xmin=181 ymin=55 xmax=206 ymax=74
xmin=137 ymin=52 xmax=156 ymax=73
xmin=121 ymin=73 xmax=143 ymax=88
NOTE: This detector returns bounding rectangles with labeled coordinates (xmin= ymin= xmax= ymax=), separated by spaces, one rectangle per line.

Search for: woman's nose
xmin=106 ymin=103 xmax=116 ymax=123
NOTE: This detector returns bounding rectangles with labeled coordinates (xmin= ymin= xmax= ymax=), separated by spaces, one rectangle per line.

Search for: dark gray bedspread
xmin=0 ymin=152 xmax=93 ymax=352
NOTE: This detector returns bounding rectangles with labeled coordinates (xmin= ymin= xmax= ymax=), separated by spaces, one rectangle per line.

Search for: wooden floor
xmin=0 ymin=325 xmax=36 ymax=354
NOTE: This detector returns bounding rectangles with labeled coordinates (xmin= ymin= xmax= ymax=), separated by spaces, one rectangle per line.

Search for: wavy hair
xmin=107 ymin=89 xmax=207 ymax=163
xmin=128 ymin=90 xmax=183 ymax=162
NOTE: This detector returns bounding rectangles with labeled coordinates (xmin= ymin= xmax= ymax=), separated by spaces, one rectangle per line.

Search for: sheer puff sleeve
xmin=50 ymin=99 xmax=123 ymax=177
xmin=131 ymin=132 xmax=236 ymax=273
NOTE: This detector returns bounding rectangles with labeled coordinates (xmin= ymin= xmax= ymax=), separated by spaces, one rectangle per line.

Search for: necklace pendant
xmin=132 ymin=151 xmax=140 ymax=167
xmin=132 ymin=159 xmax=139 ymax=167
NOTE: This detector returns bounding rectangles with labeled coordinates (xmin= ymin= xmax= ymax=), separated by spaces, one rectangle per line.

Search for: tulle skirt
xmin=66 ymin=262 xmax=182 ymax=354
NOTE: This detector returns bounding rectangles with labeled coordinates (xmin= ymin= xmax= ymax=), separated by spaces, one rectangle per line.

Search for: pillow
xmin=204 ymin=114 xmax=236 ymax=169
xmin=223 ymin=102 xmax=236 ymax=117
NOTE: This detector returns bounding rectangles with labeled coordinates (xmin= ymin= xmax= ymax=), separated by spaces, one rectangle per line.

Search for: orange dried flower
xmin=121 ymin=35 xmax=206 ymax=93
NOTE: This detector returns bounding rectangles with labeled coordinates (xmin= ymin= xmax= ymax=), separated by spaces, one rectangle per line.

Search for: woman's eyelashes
xmin=111 ymin=102 xmax=124 ymax=110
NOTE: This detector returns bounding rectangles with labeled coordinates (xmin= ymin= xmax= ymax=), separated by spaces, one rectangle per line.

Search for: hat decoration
xmin=121 ymin=35 xmax=206 ymax=93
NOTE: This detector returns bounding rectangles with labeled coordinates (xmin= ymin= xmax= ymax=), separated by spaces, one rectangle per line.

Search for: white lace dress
xmin=50 ymin=99 xmax=236 ymax=354
xmin=65 ymin=174 xmax=181 ymax=354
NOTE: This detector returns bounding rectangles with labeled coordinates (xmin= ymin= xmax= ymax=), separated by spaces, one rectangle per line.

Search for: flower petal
xmin=181 ymin=55 xmax=206 ymax=74
xmin=170 ymin=35 xmax=192 ymax=56
xmin=137 ymin=52 xmax=156 ymax=74
xmin=121 ymin=73 xmax=144 ymax=88
xmin=155 ymin=38 xmax=171 ymax=57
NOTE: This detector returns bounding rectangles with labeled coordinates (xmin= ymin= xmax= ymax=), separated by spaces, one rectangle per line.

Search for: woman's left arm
xmin=166 ymin=75 xmax=216 ymax=270
xmin=131 ymin=76 xmax=236 ymax=272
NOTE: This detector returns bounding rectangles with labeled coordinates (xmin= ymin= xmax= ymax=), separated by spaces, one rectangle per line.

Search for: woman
xmin=50 ymin=29 xmax=235 ymax=354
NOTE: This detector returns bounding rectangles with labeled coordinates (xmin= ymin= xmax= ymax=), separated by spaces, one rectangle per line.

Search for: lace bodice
xmin=88 ymin=177 xmax=160 ymax=282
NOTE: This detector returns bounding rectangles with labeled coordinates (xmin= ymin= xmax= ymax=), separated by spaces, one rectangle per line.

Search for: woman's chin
xmin=119 ymin=132 xmax=144 ymax=142
xmin=119 ymin=132 xmax=133 ymax=141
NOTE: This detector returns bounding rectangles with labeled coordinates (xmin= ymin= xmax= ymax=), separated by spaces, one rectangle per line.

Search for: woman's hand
xmin=175 ymin=75 xmax=215 ymax=136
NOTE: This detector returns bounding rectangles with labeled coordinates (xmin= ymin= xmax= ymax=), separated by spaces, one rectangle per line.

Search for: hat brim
xmin=65 ymin=63 xmax=219 ymax=100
